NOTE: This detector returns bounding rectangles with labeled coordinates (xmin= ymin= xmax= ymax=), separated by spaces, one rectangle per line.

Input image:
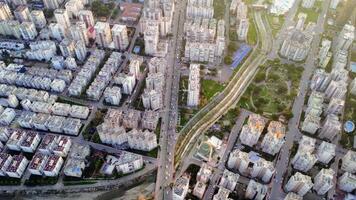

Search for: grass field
xmin=238 ymin=59 xmax=303 ymax=118
xmin=266 ymin=14 xmax=285 ymax=37
xmin=177 ymin=76 xmax=224 ymax=130
xmin=295 ymin=1 xmax=322 ymax=24
xmin=247 ymin=12 xmax=258 ymax=45
xmin=200 ymin=79 xmax=224 ymax=107
xmin=213 ymin=0 xmax=225 ymax=19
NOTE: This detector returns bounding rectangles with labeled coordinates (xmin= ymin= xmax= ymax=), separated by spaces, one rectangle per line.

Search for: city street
xmin=269 ymin=0 xmax=331 ymax=199
xmin=154 ymin=0 xmax=188 ymax=199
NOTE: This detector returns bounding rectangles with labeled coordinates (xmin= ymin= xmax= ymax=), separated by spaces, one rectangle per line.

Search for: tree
xmin=255 ymin=71 xmax=266 ymax=82
xmin=224 ymin=56 xmax=233 ymax=65
xmin=228 ymin=43 xmax=238 ymax=53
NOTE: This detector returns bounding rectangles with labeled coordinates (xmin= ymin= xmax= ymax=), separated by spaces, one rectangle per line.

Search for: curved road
xmin=174 ymin=7 xmax=273 ymax=171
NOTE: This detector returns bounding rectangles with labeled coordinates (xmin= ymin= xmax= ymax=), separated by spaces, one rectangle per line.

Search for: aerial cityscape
xmin=0 ymin=0 xmax=355 ymax=199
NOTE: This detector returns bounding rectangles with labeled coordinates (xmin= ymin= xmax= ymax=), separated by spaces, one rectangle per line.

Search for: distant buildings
xmin=140 ymin=0 xmax=172 ymax=57
xmin=236 ymin=2 xmax=249 ymax=41
xmin=239 ymin=114 xmax=266 ymax=147
xmin=173 ymin=175 xmax=190 ymax=200
xmin=341 ymin=150 xmax=356 ymax=173
xmin=112 ymin=24 xmax=129 ymax=51
xmin=301 ymin=113 xmax=320 ymax=134
xmin=334 ymin=23 xmax=355 ymax=52
xmin=187 ymin=64 xmax=200 ymax=107
xmin=186 ymin=0 xmax=214 ymax=19
xmin=316 ymin=141 xmax=335 ymax=164
xmin=141 ymin=0 xmax=173 ymax=36
xmin=245 ymin=180 xmax=268 ymax=200
xmin=184 ymin=19 xmax=225 ymax=63
xmin=54 ymin=9 xmax=71 ymax=29
xmin=338 ymin=172 xmax=356 ymax=192
xmin=301 ymin=0 xmax=315 ymax=8
xmin=0 ymin=2 xmax=13 ymax=21
xmin=101 ymin=153 xmax=143 ymax=175
xmin=261 ymin=121 xmax=286 ymax=155
xmin=78 ymin=10 xmax=94 ymax=28
xmin=219 ymin=169 xmax=239 ymax=191
xmin=30 ymin=10 xmax=46 ymax=29
xmin=43 ymin=0 xmax=60 ymax=10
xmin=318 ymin=114 xmax=341 ymax=140
xmin=285 ymin=172 xmax=313 ymax=196
xmin=313 ymin=168 xmax=334 ymax=195
xmin=228 ymin=149 xmax=275 ymax=183
xmin=330 ymin=0 xmax=340 ymax=9
xmin=280 ymin=27 xmax=313 ymax=61
xmin=94 ymin=21 xmax=112 ymax=48
xmin=97 ymin=108 xmax=159 ymax=151
xmin=270 ymin=0 xmax=295 ymax=15
xmin=280 ymin=13 xmax=314 ymax=61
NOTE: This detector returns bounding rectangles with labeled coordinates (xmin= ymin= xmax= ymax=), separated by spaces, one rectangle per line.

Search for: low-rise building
xmin=0 ymin=108 xmax=16 ymax=126
xmin=43 ymin=154 xmax=64 ymax=177
xmin=38 ymin=134 xmax=58 ymax=154
xmin=63 ymin=158 xmax=85 ymax=178
xmin=52 ymin=103 xmax=71 ymax=117
xmin=62 ymin=118 xmax=82 ymax=135
xmin=53 ymin=136 xmax=72 ymax=157
xmin=5 ymin=155 xmax=28 ymax=178
xmin=19 ymin=131 xmax=40 ymax=153
xmin=101 ymin=153 xmax=143 ymax=175
xmin=70 ymin=105 xmax=90 ymax=119
xmin=0 ymin=153 xmax=12 ymax=176
xmin=28 ymin=153 xmax=48 ymax=175
xmin=6 ymin=130 xmax=26 ymax=151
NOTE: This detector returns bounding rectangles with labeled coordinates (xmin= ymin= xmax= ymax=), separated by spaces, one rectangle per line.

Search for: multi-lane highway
xmin=154 ymin=0 xmax=188 ymax=199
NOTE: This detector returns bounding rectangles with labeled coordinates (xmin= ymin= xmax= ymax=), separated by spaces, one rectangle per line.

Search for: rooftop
xmin=44 ymin=154 xmax=61 ymax=172
xmin=29 ymin=153 xmax=47 ymax=170
xmin=6 ymin=155 xmax=26 ymax=173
